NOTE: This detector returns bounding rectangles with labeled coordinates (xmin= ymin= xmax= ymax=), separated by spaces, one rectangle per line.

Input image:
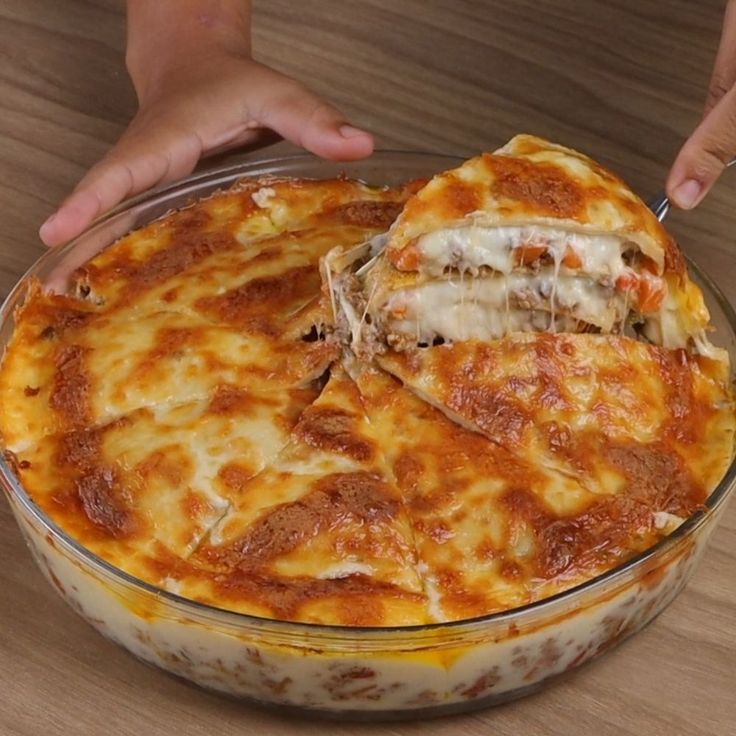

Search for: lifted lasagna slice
xmin=180 ymin=368 xmax=429 ymax=626
xmin=329 ymin=135 xmax=715 ymax=356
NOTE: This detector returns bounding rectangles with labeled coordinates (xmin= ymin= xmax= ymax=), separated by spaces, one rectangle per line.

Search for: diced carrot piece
xmin=615 ymin=272 xmax=639 ymax=291
xmin=516 ymin=244 xmax=547 ymax=265
xmin=391 ymin=240 xmax=421 ymax=271
xmin=638 ymin=276 xmax=666 ymax=312
xmin=563 ymin=246 xmax=583 ymax=269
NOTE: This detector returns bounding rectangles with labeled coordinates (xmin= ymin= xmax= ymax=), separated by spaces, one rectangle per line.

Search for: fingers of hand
xmin=40 ymin=58 xmax=375 ymax=246
xmin=39 ymin=123 xmax=203 ymax=246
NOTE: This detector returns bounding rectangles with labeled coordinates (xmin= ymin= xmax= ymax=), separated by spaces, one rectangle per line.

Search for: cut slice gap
xmin=185 ymin=366 xmax=431 ymax=626
xmin=10 ymin=383 xmax=318 ymax=580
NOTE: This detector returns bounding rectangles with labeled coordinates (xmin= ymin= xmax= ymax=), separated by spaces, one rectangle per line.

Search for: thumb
xmin=666 ymin=83 xmax=736 ymax=209
xmin=251 ymin=67 xmax=374 ymax=161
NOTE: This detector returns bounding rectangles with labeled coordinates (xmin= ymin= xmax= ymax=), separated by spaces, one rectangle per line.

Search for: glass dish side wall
xmin=2 ymin=475 xmax=723 ymax=717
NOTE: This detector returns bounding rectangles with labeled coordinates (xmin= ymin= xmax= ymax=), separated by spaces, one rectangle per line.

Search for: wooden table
xmin=1 ymin=1 xmax=734 ymax=734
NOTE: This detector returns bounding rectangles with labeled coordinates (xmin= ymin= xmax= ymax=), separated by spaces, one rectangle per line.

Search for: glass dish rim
xmin=2 ymin=149 xmax=735 ymax=637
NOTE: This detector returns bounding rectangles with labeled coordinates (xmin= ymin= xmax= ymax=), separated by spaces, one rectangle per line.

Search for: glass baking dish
xmin=1 ymin=152 xmax=735 ymax=720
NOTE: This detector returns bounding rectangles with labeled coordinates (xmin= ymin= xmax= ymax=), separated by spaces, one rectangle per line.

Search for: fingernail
xmin=672 ymin=179 xmax=703 ymax=209
xmin=339 ymin=124 xmax=369 ymax=139
xmin=39 ymin=213 xmax=57 ymax=237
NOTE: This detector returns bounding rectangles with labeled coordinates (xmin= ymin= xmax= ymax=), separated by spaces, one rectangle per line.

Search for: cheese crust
xmin=1 ymin=164 xmax=733 ymax=627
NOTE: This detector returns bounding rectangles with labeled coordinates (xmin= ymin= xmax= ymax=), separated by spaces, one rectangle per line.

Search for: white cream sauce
xmin=416 ymin=225 xmax=632 ymax=280
xmin=640 ymin=288 xmax=709 ymax=353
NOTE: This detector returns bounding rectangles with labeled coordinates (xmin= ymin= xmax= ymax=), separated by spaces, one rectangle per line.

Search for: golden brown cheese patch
xmin=294 ymin=406 xmax=376 ymax=462
xmin=0 ymin=285 xmax=102 ymax=449
xmin=500 ymin=488 xmax=656 ymax=579
xmin=210 ymin=472 xmax=399 ymax=566
xmin=137 ymin=542 xmax=422 ymax=626
xmin=194 ymin=264 xmax=319 ymax=335
xmin=76 ymin=205 xmax=241 ymax=304
xmin=488 ymin=155 xmax=585 ymax=219
xmin=75 ymin=465 xmax=137 ymax=539
xmin=209 ymin=569 xmax=425 ymax=625
xmin=49 ymin=344 xmax=92 ymax=427
xmin=601 ymin=441 xmax=704 ymax=514
xmin=321 ymin=200 xmax=406 ymax=229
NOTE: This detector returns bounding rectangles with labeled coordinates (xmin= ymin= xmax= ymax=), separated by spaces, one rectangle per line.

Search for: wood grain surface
xmin=1 ymin=1 xmax=735 ymax=734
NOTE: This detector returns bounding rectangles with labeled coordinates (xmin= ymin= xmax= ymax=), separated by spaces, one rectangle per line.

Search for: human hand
xmin=667 ymin=0 xmax=736 ymax=209
xmin=39 ymin=15 xmax=373 ymax=246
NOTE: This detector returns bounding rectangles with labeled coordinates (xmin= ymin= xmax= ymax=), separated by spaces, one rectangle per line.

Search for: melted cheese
xmin=384 ymin=271 xmax=625 ymax=343
xmin=12 ymin=386 xmax=318 ymax=560
xmin=417 ymin=225 xmax=631 ymax=279
xmin=182 ymin=368 xmax=428 ymax=625
xmin=643 ymin=287 xmax=723 ymax=358
xmin=0 ymin=302 xmax=337 ymax=453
